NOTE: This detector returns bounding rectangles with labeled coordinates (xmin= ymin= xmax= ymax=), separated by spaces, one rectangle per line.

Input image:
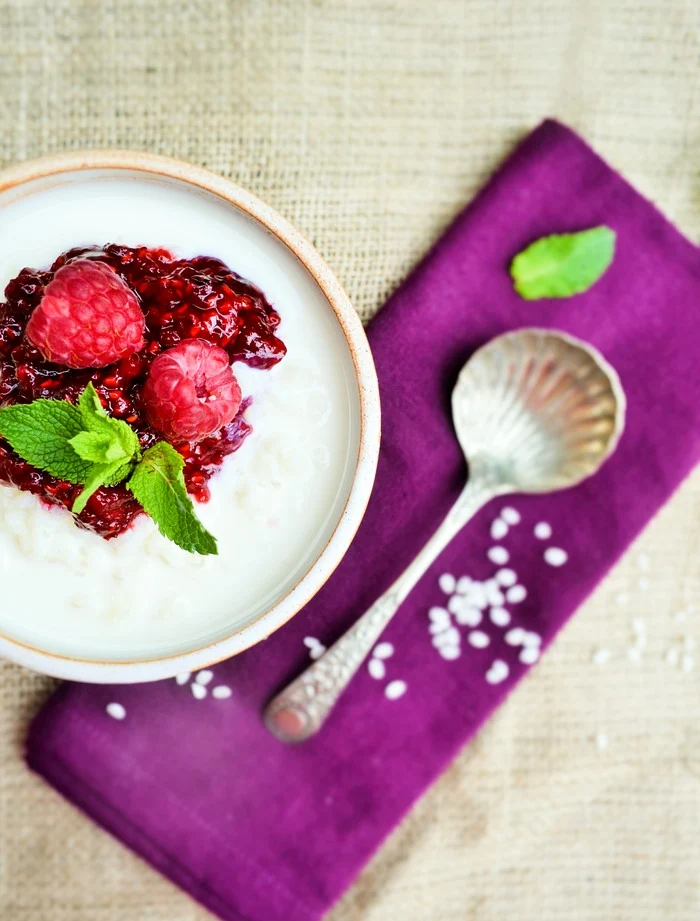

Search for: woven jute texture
xmin=1 ymin=2 xmax=700 ymax=919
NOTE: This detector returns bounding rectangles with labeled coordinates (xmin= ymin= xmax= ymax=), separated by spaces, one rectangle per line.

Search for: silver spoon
xmin=264 ymin=328 xmax=626 ymax=743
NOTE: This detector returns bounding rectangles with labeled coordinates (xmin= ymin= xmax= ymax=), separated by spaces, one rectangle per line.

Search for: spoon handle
xmin=264 ymin=475 xmax=499 ymax=742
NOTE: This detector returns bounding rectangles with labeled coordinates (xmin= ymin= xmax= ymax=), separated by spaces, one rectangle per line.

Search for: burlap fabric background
xmin=1 ymin=1 xmax=699 ymax=919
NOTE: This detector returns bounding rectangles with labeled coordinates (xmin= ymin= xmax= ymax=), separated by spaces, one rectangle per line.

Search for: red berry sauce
xmin=0 ymin=244 xmax=286 ymax=538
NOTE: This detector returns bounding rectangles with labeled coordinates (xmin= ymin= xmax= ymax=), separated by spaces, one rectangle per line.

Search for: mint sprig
xmin=0 ymin=384 xmax=218 ymax=555
xmin=510 ymin=226 xmax=616 ymax=300
xmin=77 ymin=384 xmax=141 ymax=459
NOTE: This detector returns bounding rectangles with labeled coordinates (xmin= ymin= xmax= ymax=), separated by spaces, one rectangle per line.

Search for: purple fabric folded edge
xmin=28 ymin=746 xmax=268 ymax=921
xmin=25 ymin=118 xmax=700 ymax=921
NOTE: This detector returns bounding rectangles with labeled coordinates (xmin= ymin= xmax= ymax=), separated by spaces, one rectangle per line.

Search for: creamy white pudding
xmin=0 ymin=171 xmax=361 ymax=662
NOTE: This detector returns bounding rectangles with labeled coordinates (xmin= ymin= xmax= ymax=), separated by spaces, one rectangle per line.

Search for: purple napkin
xmin=27 ymin=120 xmax=700 ymax=921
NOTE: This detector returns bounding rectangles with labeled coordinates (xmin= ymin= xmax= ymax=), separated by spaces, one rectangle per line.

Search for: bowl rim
xmin=0 ymin=150 xmax=381 ymax=683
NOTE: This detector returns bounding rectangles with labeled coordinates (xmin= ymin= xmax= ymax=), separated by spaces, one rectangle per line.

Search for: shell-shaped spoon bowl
xmin=453 ymin=329 xmax=626 ymax=493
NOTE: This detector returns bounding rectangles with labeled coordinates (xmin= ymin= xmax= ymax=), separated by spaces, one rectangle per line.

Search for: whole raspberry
xmin=26 ymin=260 xmax=145 ymax=369
xmin=142 ymin=338 xmax=242 ymax=443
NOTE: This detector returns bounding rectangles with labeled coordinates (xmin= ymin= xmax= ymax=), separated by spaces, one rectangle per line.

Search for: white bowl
xmin=0 ymin=152 xmax=380 ymax=683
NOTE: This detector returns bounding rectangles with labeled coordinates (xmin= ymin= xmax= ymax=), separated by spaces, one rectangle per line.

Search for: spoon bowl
xmin=453 ymin=329 xmax=625 ymax=493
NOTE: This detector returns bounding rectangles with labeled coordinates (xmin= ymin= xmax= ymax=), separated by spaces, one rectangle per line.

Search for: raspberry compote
xmin=0 ymin=245 xmax=286 ymax=538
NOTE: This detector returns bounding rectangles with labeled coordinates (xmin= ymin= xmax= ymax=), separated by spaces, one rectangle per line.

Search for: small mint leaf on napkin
xmin=510 ymin=226 xmax=616 ymax=300
xmin=127 ymin=442 xmax=218 ymax=555
xmin=0 ymin=399 xmax=93 ymax=482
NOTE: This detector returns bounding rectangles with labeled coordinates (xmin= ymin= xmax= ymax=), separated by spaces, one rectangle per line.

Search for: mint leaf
xmin=127 ymin=442 xmax=218 ymax=555
xmin=113 ymin=420 xmax=140 ymax=462
xmin=69 ymin=386 xmax=141 ymax=510
xmin=510 ymin=226 xmax=616 ymax=300
xmin=78 ymin=382 xmax=105 ymax=422
xmin=72 ymin=459 xmax=127 ymax=514
xmin=69 ymin=431 xmax=128 ymax=464
xmin=0 ymin=400 xmax=93 ymax=482
xmin=78 ymin=383 xmax=140 ymax=462
xmin=103 ymin=461 xmax=135 ymax=486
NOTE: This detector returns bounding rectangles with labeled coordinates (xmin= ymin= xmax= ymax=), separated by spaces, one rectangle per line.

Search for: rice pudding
xmin=0 ymin=172 xmax=360 ymax=663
